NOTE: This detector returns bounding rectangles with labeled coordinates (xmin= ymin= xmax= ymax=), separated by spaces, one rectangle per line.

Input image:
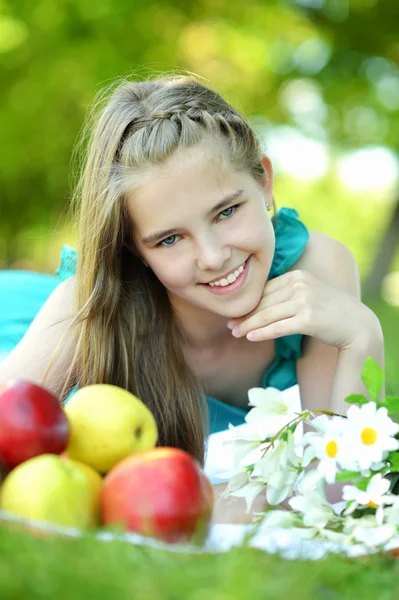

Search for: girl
xmin=0 ymin=74 xmax=384 ymax=520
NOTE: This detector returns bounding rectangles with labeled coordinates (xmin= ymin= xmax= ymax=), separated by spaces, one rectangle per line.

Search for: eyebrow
xmin=141 ymin=189 xmax=244 ymax=246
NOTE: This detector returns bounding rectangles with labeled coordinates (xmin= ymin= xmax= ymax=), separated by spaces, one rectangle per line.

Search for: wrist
xmin=344 ymin=309 xmax=384 ymax=356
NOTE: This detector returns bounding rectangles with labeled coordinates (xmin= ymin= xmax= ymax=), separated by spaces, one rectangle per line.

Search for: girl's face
xmin=126 ymin=143 xmax=275 ymax=321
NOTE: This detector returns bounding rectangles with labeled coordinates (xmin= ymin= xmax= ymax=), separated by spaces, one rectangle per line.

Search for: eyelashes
xmin=157 ymin=203 xmax=242 ymax=248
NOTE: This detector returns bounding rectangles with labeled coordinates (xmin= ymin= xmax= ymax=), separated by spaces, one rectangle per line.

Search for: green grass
xmin=0 ymin=524 xmax=399 ymax=600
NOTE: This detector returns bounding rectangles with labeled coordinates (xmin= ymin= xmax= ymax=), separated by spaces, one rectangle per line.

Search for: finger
xmin=261 ymin=269 xmax=313 ymax=299
xmin=260 ymin=271 xmax=293 ymax=298
xmin=231 ymin=300 xmax=297 ymax=338
xmin=228 ymin=284 xmax=293 ymax=330
xmin=246 ymin=315 xmax=304 ymax=342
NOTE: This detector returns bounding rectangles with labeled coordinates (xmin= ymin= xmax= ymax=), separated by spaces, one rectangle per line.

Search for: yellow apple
xmin=0 ymin=454 xmax=96 ymax=529
xmin=60 ymin=453 xmax=103 ymax=522
xmin=64 ymin=385 xmax=158 ymax=474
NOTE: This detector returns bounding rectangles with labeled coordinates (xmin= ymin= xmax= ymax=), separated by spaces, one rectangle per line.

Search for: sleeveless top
xmin=57 ymin=207 xmax=309 ymax=433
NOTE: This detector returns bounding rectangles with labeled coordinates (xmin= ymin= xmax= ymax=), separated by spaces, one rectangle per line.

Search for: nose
xmin=195 ymin=233 xmax=231 ymax=272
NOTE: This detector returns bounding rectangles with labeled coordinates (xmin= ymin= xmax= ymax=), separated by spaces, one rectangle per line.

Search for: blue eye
xmin=159 ymin=234 xmax=179 ymax=247
xmin=218 ymin=205 xmax=238 ymax=220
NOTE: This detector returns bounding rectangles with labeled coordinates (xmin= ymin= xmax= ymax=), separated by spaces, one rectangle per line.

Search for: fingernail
xmin=227 ymin=321 xmax=234 ymax=330
xmin=232 ymin=327 xmax=240 ymax=337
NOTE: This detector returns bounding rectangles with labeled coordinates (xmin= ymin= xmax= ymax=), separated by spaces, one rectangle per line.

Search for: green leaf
xmin=385 ymin=472 xmax=399 ymax=495
xmin=361 ymin=357 xmax=384 ymax=402
xmin=344 ymin=393 xmax=369 ymax=406
xmin=354 ymin=478 xmax=371 ymax=491
xmin=388 ymin=453 xmax=399 ymax=472
xmin=377 ymin=396 xmax=399 ymax=415
xmin=389 ymin=412 xmax=399 ymax=425
xmin=336 ymin=469 xmax=361 ymax=482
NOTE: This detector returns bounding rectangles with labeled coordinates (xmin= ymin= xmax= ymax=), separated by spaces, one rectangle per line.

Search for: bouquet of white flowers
xmin=224 ymin=357 xmax=399 ymax=548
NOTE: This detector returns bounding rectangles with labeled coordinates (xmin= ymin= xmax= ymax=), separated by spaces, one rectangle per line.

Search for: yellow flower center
xmin=361 ymin=427 xmax=377 ymax=445
xmin=367 ymin=501 xmax=379 ymax=508
xmin=325 ymin=440 xmax=338 ymax=458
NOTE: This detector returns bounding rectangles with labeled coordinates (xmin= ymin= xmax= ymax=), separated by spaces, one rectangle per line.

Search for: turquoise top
xmin=57 ymin=207 xmax=309 ymax=433
xmin=0 ymin=271 xmax=60 ymax=361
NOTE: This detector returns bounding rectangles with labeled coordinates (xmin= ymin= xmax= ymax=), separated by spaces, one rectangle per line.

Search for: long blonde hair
xmin=57 ymin=73 xmax=267 ymax=466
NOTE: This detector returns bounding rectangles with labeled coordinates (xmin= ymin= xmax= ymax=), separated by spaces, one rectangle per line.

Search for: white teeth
xmin=208 ymin=261 xmax=246 ymax=287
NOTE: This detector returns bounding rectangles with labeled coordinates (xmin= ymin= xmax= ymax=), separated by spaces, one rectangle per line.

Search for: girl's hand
xmin=227 ymin=269 xmax=378 ymax=351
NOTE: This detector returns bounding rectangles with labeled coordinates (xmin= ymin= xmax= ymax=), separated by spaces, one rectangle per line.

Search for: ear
xmin=260 ymin=155 xmax=274 ymax=196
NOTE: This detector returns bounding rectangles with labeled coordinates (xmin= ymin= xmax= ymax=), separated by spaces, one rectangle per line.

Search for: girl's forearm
xmin=329 ymin=319 xmax=385 ymax=416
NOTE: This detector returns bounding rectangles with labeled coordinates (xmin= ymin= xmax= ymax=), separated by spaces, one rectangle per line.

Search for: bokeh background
xmin=0 ymin=0 xmax=398 ymax=391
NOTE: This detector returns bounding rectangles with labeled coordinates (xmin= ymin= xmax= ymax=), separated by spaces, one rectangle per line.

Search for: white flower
xmin=344 ymin=403 xmax=399 ymax=471
xmin=266 ymin=466 xmax=298 ymax=505
xmin=228 ymin=479 xmax=266 ymax=513
xmin=385 ymin=496 xmax=399 ymax=526
xmin=301 ymin=415 xmax=350 ymax=483
xmin=289 ymin=490 xmax=335 ymax=528
xmin=352 ymin=523 xmax=397 ymax=547
xmin=259 ymin=432 xmax=299 ymax=480
xmin=342 ymin=473 xmax=394 ymax=516
xmin=344 ymin=513 xmax=397 ymax=546
xmin=245 ymin=387 xmax=299 ymax=439
xmin=295 ymin=468 xmax=325 ymax=496
xmin=257 ymin=510 xmax=296 ymax=529
xmin=226 ymin=423 xmax=265 ymax=468
xmin=257 ymin=431 xmax=300 ymax=505
xmin=222 ymin=468 xmax=251 ymax=496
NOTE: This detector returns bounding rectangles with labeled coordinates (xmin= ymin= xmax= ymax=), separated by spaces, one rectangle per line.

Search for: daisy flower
xmin=300 ymin=414 xmax=351 ymax=483
xmin=344 ymin=403 xmax=399 ymax=471
xmin=342 ymin=473 xmax=395 ymax=521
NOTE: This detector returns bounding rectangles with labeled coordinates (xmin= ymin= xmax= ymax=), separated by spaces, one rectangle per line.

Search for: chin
xmin=220 ymin=294 xmax=263 ymax=319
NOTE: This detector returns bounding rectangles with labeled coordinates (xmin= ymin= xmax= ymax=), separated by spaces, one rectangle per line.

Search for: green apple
xmin=0 ymin=454 xmax=97 ymax=529
xmin=64 ymin=385 xmax=158 ymax=474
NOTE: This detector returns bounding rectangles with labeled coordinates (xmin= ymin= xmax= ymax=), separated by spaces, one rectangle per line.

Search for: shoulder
xmin=291 ymin=231 xmax=361 ymax=298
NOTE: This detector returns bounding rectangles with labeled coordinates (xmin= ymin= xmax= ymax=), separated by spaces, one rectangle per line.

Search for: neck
xmin=170 ymin=295 xmax=237 ymax=351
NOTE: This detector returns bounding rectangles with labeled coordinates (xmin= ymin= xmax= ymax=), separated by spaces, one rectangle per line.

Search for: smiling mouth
xmin=207 ymin=261 xmax=246 ymax=287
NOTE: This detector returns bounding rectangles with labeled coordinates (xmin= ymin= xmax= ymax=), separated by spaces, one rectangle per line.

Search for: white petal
xmin=247 ymin=387 xmax=269 ymax=407
xmin=295 ymin=469 xmax=324 ymax=495
xmin=342 ymin=485 xmax=361 ymax=502
xmin=346 ymin=404 xmax=361 ymax=421
xmin=375 ymin=405 xmax=388 ymax=420
xmin=302 ymin=445 xmax=317 ymax=468
xmin=362 ymin=402 xmax=378 ymax=419
xmin=367 ymin=473 xmax=391 ymax=497
xmin=247 ymin=387 xmax=285 ymax=412
xmin=318 ymin=458 xmax=337 ymax=484
xmin=225 ymin=470 xmax=251 ymax=494
xmin=258 ymin=510 xmax=296 ymax=528
xmin=353 ymin=524 xmax=396 ymax=547
xmin=268 ymin=465 xmax=298 ymax=488
xmin=289 ymin=491 xmax=325 ymax=513
xmin=376 ymin=504 xmax=385 ymax=526
xmin=266 ymin=482 xmax=293 ymax=505
xmin=303 ymin=506 xmax=333 ymax=528
xmin=230 ymin=480 xmax=266 ymax=513
xmin=310 ymin=415 xmax=331 ymax=433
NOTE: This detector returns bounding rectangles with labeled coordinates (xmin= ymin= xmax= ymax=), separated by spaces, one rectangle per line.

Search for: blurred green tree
xmin=0 ymin=0 xmax=397 ymax=295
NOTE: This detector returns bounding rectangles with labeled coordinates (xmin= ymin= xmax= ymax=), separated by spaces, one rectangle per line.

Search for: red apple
xmin=101 ymin=447 xmax=214 ymax=544
xmin=0 ymin=380 xmax=70 ymax=468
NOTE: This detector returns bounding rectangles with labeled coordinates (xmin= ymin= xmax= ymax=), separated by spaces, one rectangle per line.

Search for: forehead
xmin=125 ymin=143 xmax=254 ymax=235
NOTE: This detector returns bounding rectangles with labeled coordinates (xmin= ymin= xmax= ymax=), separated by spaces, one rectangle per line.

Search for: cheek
xmin=150 ymin=256 xmax=193 ymax=289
